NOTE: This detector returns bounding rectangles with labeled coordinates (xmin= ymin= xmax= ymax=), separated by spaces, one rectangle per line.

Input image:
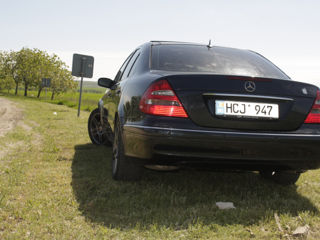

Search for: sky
xmin=1 ymin=0 xmax=320 ymax=87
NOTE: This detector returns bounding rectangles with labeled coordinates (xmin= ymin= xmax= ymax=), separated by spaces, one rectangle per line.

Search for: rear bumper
xmin=123 ymin=124 xmax=320 ymax=171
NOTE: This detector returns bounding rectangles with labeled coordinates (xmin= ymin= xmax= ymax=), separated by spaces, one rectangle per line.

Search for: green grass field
xmin=2 ymin=81 xmax=105 ymax=113
xmin=0 ymin=96 xmax=320 ymax=239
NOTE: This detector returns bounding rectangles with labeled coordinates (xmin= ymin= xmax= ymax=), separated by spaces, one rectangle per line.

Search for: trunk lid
xmin=165 ymin=74 xmax=318 ymax=131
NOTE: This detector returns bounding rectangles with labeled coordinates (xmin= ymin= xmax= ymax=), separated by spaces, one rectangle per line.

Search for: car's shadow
xmin=71 ymin=143 xmax=318 ymax=229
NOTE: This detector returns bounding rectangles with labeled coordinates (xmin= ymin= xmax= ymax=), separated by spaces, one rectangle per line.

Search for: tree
xmin=0 ymin=51 xmax=4 ymax=80
xmin=49 ymin=55 xmax=76 ymax=100
xmin=0 ymin=53 xmax=15 ymax=92
xmin=0 ymin=48 xmax=76 ymax=97
xmin=31 ymin=49 xmax=54 ymax=98
xmin=1 ymin=51 xmax=20 ymax=95
xmin=16 ymin=48 xmax=39 ymax=97
xmin=0 ymin=75 xmax=15 ymax=93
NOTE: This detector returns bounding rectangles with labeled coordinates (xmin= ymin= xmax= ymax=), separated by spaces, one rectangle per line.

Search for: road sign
xmin=42 ymin=78 xmax=51 ymax=87
xmin=72 ymin=54 xmax=94 ymax=78
xmin=71 ymin=53 xmax=95 ymax=117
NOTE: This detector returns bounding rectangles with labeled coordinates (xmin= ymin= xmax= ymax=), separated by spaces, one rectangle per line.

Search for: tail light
xmin=139 ymin=79 xmax=188 ymax=118
xmin=304 ymin=90 xmax=320 ymax=123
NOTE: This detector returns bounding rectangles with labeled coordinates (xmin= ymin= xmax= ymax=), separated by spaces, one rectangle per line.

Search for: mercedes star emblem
xmin=244 ymin=81 xmax=256 ymax=92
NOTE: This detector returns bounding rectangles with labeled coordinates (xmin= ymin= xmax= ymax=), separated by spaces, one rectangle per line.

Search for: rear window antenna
xmin=207 ymin=39 xmax=213 ymax=48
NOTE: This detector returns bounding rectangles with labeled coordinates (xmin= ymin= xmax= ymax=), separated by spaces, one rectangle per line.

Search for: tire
xmin=112 ymin=118 xmax=143 ymax=181
xmin=88 ymin=108 xmax=112 ymax=146
xmin=259 ymin=170 xmax=301 ymax=185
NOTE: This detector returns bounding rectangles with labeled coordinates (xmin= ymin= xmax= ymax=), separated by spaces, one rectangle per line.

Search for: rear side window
xmin=151 ymin=44 xmax=290 ymax=80
xmin=127 ymin=52 xmax=141 ymax=77
xmin=120 ymin=49 xmax=140 ymax=81
xmin=123 ymin=50 xmax=141 ymax=79
xmin=114 ymin=52 xmax=134 ymax=82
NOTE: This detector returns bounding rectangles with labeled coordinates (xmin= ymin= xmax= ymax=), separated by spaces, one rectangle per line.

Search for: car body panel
xmin=123 ymin=123 xmax=320 ymax=170
xmin=164 ymin=74 xmax=317 ymax=131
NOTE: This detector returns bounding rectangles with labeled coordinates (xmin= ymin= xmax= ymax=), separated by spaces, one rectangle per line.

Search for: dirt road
xmin=0 ymin=97 xmax=23 ymax=137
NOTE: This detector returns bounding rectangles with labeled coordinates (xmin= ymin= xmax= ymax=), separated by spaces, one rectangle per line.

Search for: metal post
xmin=77 ymin=76 xmax=84 ymax=117
xmin=77 ymin=57 xmax=85 ymax=117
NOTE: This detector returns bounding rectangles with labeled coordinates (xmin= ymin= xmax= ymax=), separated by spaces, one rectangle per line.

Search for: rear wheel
xmin=112 ymin=118 xmax=143 ymax=181
xmin=259 ymin=170 xmax=301 ymax=185
xmin=88 ymin=108 xmax=113 ymax=146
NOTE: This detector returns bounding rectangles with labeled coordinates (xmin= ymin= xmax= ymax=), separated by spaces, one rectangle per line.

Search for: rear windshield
xmin=151 ymin=44 xmax=290 ymax=80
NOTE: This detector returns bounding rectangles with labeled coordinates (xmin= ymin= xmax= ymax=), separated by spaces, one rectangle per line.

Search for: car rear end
xmin=123 ymin=43 xmax=320 ymax=172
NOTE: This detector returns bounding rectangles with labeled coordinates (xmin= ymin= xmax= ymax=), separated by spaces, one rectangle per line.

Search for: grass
xmin=0 ymin=95 xmax=320 ymax=239
xmin=1 ymin=80 xmax=106 ymax=113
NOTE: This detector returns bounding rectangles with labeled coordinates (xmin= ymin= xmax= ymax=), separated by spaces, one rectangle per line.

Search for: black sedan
xmin=88 ymin=41 xmax=320 ymax=185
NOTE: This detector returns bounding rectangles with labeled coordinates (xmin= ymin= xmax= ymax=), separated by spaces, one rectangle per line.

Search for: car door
xmin=113 ymin=49 xmax=141 ymax=125
xmin=101 ymin=49 xmax=140 ymax=130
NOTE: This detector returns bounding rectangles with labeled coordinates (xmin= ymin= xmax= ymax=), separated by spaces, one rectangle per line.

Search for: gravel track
xmin=0 ymin=97 xmax=23 ymax=137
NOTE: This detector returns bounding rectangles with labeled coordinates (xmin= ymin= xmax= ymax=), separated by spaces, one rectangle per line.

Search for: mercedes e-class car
xmin=88 ymin=41 xmax=320 ymax=185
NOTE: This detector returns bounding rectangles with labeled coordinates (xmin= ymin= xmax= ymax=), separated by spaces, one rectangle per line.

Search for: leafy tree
xmin=0 ymin=48 xmax=76 ymax=97
xmin=0 ymin=52 xmax=4 ymax=80
xmin=0 ymin=75 xmax=15 ymax=93
xmin=0 ymin=53 xmax=15 ymax=92
xmin=33 ymin=49 xmax=52 ymax=98
xmin=1 ymin=51 xmax=20 ymax=95
xmin=49 ymin=55 xmax=76 ymax=100
xmin=16 ymin=48 xmax=40 ymax=96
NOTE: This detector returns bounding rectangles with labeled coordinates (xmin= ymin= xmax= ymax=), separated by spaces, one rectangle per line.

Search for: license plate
xmin=215 ymin=100 xmax=279 ymax=119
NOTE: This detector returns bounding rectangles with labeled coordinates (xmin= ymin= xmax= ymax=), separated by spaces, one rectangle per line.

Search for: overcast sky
xmin=1 ymin=0 xmax=320 ymax=87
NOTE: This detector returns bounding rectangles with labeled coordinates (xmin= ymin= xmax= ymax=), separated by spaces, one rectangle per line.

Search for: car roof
xmin=150 ymin=40 xmax=203 ymax=46
xmin=148 ymin=41 xmax=250 ymax=53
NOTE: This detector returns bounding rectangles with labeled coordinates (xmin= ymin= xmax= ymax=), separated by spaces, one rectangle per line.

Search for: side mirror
xmin=98 ymin=78 xmax=114 ymax=88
